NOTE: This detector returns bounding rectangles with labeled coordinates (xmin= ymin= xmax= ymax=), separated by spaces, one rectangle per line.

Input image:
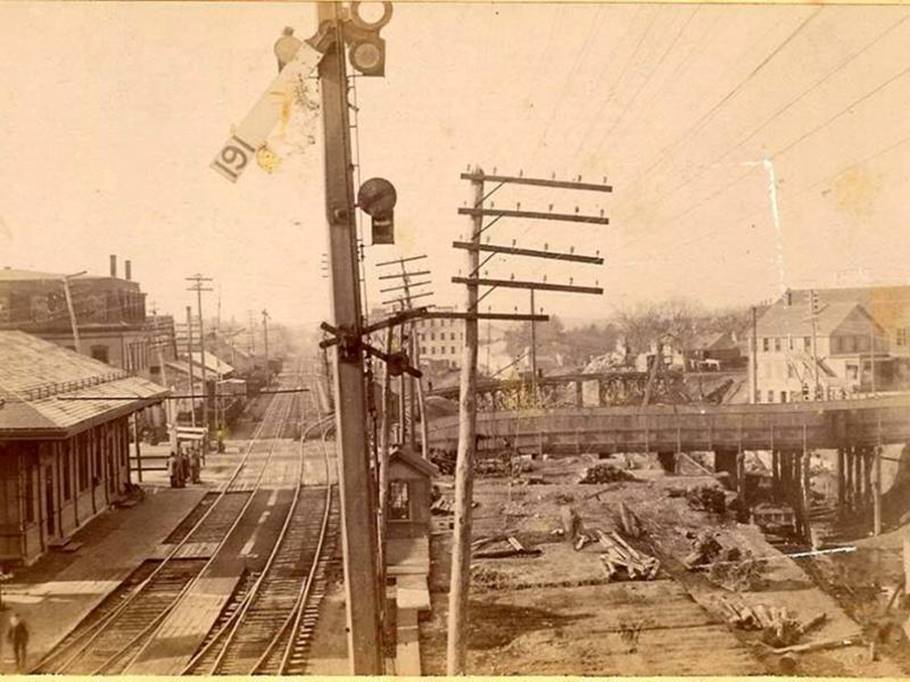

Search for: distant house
xmin=686 ymin=331 xmax=744 ymax=370
xmin=0 ymin=331 xmax=166 ymax=563
xmin=753 ymin=298 xmax=888 ymax=403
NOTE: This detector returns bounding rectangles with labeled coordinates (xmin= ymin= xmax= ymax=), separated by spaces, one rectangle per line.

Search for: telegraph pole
xmin=447 ymin=169 xmax=483 ymax=676
xmin=751 ymin=306 xmax=759 ymax=404
xmin=262 ymin=309 xmax=271 ymax=386
xmin=187 ymin=274 xmax=214 ymax=446
xmin=447 ymin=169 xmax=609 ymax=673
xmin=186 ymin=305 xmax=197 ymax=428
xmin=529 ymin=288 xmax=538 ymax=400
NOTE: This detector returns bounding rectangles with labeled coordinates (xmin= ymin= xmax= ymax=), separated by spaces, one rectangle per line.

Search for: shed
xmin=387 ymin=446 xmax=438 ymax=540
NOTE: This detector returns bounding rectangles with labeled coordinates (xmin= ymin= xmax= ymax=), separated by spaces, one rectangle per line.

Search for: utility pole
xmin=186 ymin=305 xmax=197 ymax=428
xmin=529 ymin=288 xmax=538 ymax=401
xmin=61 ymin=271 xmax=87 ymax=355
xmin=248 ymin=309 xmax=257 ymax=355
xmin=448 ymin=169 xmax=609 ymax=674
xmin=807 ymin=290 xmax=825 ymax=400
xmin=447 ymin=170 xmax=483 ymax=676
xmin=262 ymin=309 xmax=271 ymax=387
xmin=751 ymin=306 xmax=759 ymax=404
xmin=187 ymin=274 xmax=214 ymax=446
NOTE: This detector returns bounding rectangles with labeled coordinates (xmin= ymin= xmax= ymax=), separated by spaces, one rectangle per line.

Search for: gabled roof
xmin=779 ymin=286 xmax=910 ymax=328
xmin=189 ymin=351 xmax=234 ymax=376
xmin=756 ymin=301 xmax=880 ymax=337
xmin=390 ymin=446 xmax=440 ymax=477
xmin=0 ymin=331 xmax=168 ymax=437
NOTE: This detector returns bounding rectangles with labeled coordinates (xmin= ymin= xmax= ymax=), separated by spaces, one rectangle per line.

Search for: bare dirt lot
xmin=420 ymin=452 xmax=910 ymax=676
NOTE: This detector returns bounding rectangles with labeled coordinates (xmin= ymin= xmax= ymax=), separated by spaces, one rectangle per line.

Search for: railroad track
xmin=33 ymin=371 xmax=304 ymax=675
xmin=182 ymin=416 xmax=338 ymax=675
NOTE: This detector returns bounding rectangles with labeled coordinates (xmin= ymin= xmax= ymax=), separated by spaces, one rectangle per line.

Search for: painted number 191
xmin=211 ymin=135 xmax=256 ymax=183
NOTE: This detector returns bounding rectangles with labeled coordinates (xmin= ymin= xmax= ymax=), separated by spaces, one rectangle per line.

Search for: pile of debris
xmin=683 ymin=531 xmax=765 ymax=590
xmin=579 ymin=463 xmax=635 ymax=484
xmin=685 ymin=484 xmax=727 ymax=514
xmin=431 ymin=496 xmax=454 ymax=515
xmin=597 ymin=530 xmax=660 ymax=581
xmin=719 ymin=597 xmax=827 ymax=648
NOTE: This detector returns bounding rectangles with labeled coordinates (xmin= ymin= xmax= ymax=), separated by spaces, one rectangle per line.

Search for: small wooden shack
xmin=387 ymin=445 xmax=438 ymax=540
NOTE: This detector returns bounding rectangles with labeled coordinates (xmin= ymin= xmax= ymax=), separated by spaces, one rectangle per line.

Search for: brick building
xmin=0 ymin=331 xmax=166 ymax=564
xmin=0 ymin=257 xmax=154 ymax=382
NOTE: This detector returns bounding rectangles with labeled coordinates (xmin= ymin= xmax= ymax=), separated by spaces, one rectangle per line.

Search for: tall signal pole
xmin=187 ymin=274 xmax=214 ymax=446
xmin=314 ymin=3 xmax=386 ymax=673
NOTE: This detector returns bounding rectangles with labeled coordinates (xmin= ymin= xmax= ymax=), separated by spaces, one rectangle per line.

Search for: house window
xmin=898 ymin=328 xmax=908 ymax=347
xmin=804 ymin=336 xmax=811 ymax=351
xmin=91 ymin=345 xmax=110 ymax=364
xmin=780 ymin=391 xmax=788 ymax=403
xmin=430 ymin=332 xmax=436 ymax=341
xmin=451 ymin=346 xmax=456 ymax=355
xmin=788 ymin=336 xmax=793 ymax=351
xmin=844 ymin=336 xmax=856 ymax=353
xmin=430 ymin=347 xmax=435 ymax=355
xmin=754 ymin=391 xmax=762 ymax=403
xmin=767 ymin=390 xmax=775 ymax=403
xmin=420 ymin=346 xmax=426 ymax=354
xmin=857 ymin=335 xmax=869 ymax=352
xmin=451 ymin=332 xmax=456 ymax=340
xmin=774 ymin=338 xmax=781 ymax=352
xmin=762 ymin=338 xmax=770 ymax=352
xmin=389 ymin=481 xmax=411 ymax=520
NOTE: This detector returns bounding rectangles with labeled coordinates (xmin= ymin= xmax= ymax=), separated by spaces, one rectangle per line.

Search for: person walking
xmin=166 ymin=452 xmax=178 ymax=488
xmin=7 ymin=612 xmax=28 ymax=672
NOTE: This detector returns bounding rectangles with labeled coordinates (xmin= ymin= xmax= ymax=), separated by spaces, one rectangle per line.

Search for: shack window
xmin=389 ymin=481 xmax=411 ymax=521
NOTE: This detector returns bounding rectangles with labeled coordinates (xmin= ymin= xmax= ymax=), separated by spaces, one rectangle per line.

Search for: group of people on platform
xmin=166 ymin=445 xmax=203 ymax=488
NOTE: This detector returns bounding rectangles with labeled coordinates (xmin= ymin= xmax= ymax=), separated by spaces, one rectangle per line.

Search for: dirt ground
xmin=419 ymin=452 xmax=909 ymax=676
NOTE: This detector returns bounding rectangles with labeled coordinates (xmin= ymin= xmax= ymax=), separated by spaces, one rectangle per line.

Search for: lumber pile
xmin=597 ymin=530 xmax=660 ymax=581
xmin=579 ymin=463 xmax=635 ymax=484
xmin=431 ymin=497 xmax=454 ymax=515
xmin=472 ymin=534 xmax=542 ymax=559
xmin=719 ymin=597 xmax=827 ymax=647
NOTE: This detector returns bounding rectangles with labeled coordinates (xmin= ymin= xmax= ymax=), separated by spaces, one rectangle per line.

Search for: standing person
xmin=7 ymin=612 xmax=28 ymax=672
xmin=191 ymin=448 xmax=202 ymax=484
xmin=166 ymin=452 xmax=178 ymax=488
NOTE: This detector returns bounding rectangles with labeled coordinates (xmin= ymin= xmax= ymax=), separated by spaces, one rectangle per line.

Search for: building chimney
xmin=109 ymin=254 xmax=117 ymax=278
xmin=125 ymin=260 xmax=132 ymax=281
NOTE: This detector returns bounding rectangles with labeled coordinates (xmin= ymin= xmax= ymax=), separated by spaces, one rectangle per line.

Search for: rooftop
xmin=0 ymin=331 xmax=167 ymax=437
xmin=757 ymin=301 xmax=880 ymax=337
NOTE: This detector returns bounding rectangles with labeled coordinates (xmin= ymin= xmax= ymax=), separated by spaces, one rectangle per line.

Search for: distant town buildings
xmin=415 ymin=306 xmax=463 ymax=370
xmin=751 ymin=286 xmax=909 ymax=403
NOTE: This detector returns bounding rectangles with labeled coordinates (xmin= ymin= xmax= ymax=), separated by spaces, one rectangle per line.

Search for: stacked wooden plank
xmin=597 ymin=530 xmax=660 ymax=581
xmin=719 ymin=597 xmax=827 ymax=647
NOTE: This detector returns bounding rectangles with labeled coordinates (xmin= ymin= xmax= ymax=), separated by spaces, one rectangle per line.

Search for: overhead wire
xmin=613 ymin=7 xmax=822 ymax=213
xmin=621 ymin=11 xmax=910 ymax=225
xmin=619 ymin=56 xmax=910 ymax=251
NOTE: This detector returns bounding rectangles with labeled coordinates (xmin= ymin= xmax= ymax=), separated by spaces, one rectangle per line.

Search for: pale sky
xmin=1 ymin=2 xmax=909 ymax=327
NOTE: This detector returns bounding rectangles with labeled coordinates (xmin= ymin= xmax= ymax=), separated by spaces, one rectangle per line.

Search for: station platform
xmin=0 ymin=480 xmax=208 ymax=673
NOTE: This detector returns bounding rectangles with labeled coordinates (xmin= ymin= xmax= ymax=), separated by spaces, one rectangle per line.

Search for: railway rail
xmin=181 ymin=416 xmax=337 ymax=675
xmin=33 ymin=370 xmax=307 ymax=675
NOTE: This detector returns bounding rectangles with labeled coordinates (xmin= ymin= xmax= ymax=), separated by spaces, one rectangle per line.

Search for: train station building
xmin=0 ymin=331 xmax=167 ymax=565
